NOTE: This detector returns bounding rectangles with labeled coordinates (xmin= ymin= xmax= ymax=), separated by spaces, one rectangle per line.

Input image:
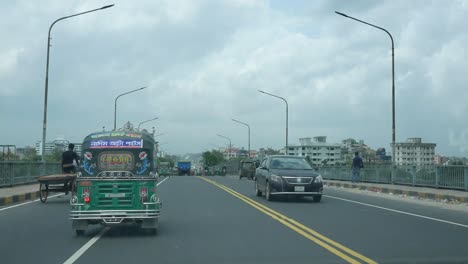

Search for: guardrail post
xmin=27 ymin=162 xmax=32 ymax=180
xmin=391 ymin=165 xmax=396 ymax=184
xmin=411 ymin=165 xmax=416 ymax=186
xmin=41 ymin=160 xmax=46 ymax=176
xmin=435 ymin=167 xmax=440 ymax=188
xmin=9 ymin=162 xmax=14 ymax=187
xmin=464 ymin=167 xmax=468 ymax=191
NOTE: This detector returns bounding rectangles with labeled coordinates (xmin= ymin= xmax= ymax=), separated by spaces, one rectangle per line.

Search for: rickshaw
xmin=36 ymin=174 xmax=76 ymax=203
xmin=70 ymin=127 xmax=161 ymax=236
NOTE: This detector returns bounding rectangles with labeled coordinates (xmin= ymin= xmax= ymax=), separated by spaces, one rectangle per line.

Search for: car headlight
xmin=314 ymin=175 xmax=323 ymax=183
xmin=270 ymin=174 xmax=282 ymax=182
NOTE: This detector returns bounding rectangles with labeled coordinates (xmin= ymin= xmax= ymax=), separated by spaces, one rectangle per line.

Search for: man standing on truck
xmin=62 ymin=143 xmax=80 ymax=173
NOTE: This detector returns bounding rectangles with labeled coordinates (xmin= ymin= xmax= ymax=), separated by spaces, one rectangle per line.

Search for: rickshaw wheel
xmin=71 ymin=180 xmax=78 ymax=196
xmin=39 ymin=183 xmax=48 ymax=203
xmin=75 ymin=230 xmax=85 ymax=236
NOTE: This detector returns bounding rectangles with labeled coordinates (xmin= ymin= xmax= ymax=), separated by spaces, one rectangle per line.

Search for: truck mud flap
xmin=141 ymin=218 xmax=158 ymax=229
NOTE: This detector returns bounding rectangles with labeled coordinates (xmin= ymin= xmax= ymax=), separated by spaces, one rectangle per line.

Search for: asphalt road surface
xmin=1 ymin=176 xmax=467 ymax=264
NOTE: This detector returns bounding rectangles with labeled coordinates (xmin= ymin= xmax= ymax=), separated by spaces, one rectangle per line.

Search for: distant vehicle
xmin=177 ymin=161 xmax=191 ymax=176
xmin=158 ymin=161 xmax=172 ymax=176
xmin=238 ymin=159 xmax=256 ymax=180
xmin=254 ymin=155 xmax=323 ymax=202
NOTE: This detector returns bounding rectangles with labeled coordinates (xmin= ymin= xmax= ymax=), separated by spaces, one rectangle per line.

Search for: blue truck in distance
xmin=177 ymin=161 xmax=191 ymax=176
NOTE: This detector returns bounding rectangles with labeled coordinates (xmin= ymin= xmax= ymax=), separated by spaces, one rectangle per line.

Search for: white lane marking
xmin=62 ymin=176 xmax=169 ymax=264
xmin=158 ymin=176 xmax=169 ymax=186
xmin=325 ymin=195 xmax=468 ymax=228
xmin=0 ymin=194 xmax=63 ymax=212
xmin=63 ymin=227 xmax=109 ymax=264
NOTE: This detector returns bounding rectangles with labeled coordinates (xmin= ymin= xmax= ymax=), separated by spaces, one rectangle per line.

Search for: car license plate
xmin=104 ymin=193 xmax=126 ymax=198
xmin=294 ymin=186 xmax=305 ymax=192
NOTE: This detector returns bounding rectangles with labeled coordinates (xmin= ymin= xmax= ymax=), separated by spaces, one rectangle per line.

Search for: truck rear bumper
xmin=70 ymin=209 xmax=160 ymax=222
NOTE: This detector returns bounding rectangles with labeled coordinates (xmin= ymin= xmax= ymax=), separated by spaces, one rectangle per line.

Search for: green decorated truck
xmin=158 ymin=161 xmax=172 ymax=176
xmin=70 ymin=128 xmax=161 ymax=235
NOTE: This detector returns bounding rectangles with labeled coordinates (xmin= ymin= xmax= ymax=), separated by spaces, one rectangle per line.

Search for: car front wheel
xmin=265 ymin=182 xmax=273 ymax=201
xmin=255 ymin=180 xmax=262 ymax=196
xmin=313 ymin=195 xmax=322 ymax=203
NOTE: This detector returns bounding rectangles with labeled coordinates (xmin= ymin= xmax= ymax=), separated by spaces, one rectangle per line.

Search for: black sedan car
xmin=254 ymin=155 xmax=323 ymax=202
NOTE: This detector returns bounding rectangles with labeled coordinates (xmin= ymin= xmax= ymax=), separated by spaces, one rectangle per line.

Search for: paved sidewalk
xmin=325 ymin=180 xmax=468 ymax=203
xmin=0 ymin=183 xmax=40 ymax=206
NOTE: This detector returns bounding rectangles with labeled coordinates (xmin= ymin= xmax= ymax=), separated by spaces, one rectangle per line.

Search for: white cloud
xmin=1 ymin=0 xmax=468 ymax=156
xmin=0 ymin=47 xmax=25 ymax=95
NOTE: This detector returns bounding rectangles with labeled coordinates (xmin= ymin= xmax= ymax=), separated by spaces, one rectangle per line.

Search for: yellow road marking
xmin=199 ymin=177 xmax=377 ymax=264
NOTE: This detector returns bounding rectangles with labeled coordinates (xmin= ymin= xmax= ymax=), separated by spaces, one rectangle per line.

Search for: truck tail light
xmin=140 ymin=187 xmax=148 ymax=202
xmin=82 ymin=188 xmax=91 ymax=203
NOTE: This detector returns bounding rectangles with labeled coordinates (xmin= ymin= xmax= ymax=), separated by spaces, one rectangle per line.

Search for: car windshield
xmin=3 ymin=2 xmax=468 ymax=264
xmin=270 ymin=158 xmax=313 ymax=170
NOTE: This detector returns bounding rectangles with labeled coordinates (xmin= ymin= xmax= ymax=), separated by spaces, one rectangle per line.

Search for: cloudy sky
xmin=1 ymin=0 xmax=468 ymax=156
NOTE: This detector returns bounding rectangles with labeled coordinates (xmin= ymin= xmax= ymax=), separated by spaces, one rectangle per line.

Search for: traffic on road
xmin=1 ymin=174 xmax=468 ymax=264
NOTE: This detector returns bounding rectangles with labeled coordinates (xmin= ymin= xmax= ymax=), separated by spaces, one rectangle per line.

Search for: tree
xmin=449 ymin=160 xmax=463 ymax=166
xmin=0 ymin=152 xmax=19 ymax=161
xmin=264 ymin=148 xmax=281 ymax=155
xmin=45 ymin=148 xmax=63 ymax=162
xmin=22 ymin=149 xmax=41 ymax=161
xmin=202 ymin=150 xmax=225 ymax=167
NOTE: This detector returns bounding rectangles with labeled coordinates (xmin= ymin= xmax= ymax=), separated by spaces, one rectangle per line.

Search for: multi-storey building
xmin=394 ymin=138 xmax=436 ymax=166
xmin=287 ymin=137 xmax=342 ymax=166
xmin=36 ymin=136 xmax=83 ymax=156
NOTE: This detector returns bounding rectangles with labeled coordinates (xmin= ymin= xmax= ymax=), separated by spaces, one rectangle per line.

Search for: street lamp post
xmin=138 ymin=117 xmax=159 ymax=130
xmin=217 ymin=134 xmax=232 ymax=160
xmin=258 ymin=90 xmax=288 ymax=154
xmin=114 ymin=87 xmax=146 ymax=130
xmin=41 ymin=4 xmax=114 ymax=162
xmin=335 ymin=11 xmax=396 ymax=171
xmin=232 ymin=118 xmax=250 ymax=158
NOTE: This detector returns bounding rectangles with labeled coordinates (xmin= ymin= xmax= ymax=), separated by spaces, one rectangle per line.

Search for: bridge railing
xmin=0 ymin=161 xmax=61 ymax=187
xmin=319 ymin=165 xmax=468 ymax=191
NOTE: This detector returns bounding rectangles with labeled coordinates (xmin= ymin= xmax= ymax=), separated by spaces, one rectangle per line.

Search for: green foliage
xmin=0 ymin=153 xmax=19 ymax=161
xmin=263 ymin=148 xmax=281 ymax=155
xmin=45 ymin=148 xmax=63 ymax=162
xmin=202 ymin=150 xmax=225 ymax=167
xmin=448 ymin=160 xmax=464 ymax=166
xmin=22 ymin=149 xmax=41 ymax=161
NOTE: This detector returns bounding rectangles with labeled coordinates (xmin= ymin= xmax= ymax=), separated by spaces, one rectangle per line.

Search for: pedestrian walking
xmin=351 ymin=152 xmax=364 ymax=183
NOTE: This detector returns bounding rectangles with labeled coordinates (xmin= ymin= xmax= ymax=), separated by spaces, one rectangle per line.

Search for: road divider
xmin=0 ymin=193 xmax=63 ymax=212
xmin=198 ymin=176 xmax=377 ymax=264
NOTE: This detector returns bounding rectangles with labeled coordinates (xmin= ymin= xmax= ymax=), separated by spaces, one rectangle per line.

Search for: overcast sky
xmin=1 ymin=0 xmax=468 ymax=156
